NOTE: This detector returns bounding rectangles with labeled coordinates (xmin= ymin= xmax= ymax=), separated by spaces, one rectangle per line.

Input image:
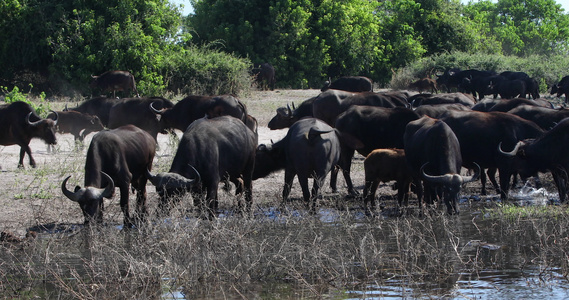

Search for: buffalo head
xmin=146 ymin=165 xmax=200 ymax=213
xmin=27 ymin=111 xmax=58 ymax=145
xmin=61 ymin=172 xmax=115 ymax=224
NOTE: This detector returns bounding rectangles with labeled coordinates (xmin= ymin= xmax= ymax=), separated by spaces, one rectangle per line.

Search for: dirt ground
xmin=0 ymin=89 xmax=556 ymax=237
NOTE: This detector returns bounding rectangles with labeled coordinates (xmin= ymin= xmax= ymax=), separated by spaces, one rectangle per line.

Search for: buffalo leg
xmin=552 ymin=168 xmax=568 ymax=202
xmin=363 ymin=180 xmax=379 ymax=210
xmin=242 ymin=175 xmax=253 ymax=215
xmin=119 ymin=185 xmax=133 ymax=228
xmin=205 ymin=184 xmax=219 ymax=219
xmin=335 ymin=146 xmax=358 ymax=196
xmin=282 ymin=170 xmax=296 ymax=202
xmin=398 ymin=180 xmax=411 ymax=207
xmin=498 ymin=169 xmax=512 ymax=200
xmin=19 ymin=145 xmax=35 ymax=168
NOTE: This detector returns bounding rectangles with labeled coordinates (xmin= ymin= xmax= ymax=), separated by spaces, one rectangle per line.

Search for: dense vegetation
xmin=1 ymin=0 xmax=568 ymax=96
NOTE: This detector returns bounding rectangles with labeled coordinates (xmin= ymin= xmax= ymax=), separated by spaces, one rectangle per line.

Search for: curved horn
xmin=186 ymin=164 xmax=201 ymax=187
xmin=49 ymin=110 xmax=58 ymax=126
xmin=145 ymin=168 xmax=160 ymax=186
xmin=100 ymin=172 xmax=115 ymax=198
xmin=286 ymin=103 xmax=292 ymax=117
xmin=149 ymin=101 xmax=166 ymax=114
xmin=291 ymin=102 xmax=296 ymax=111
xmin=26 ymin=112 xmax=41 ymax=126
xmin=421 ymin=162 xmax=450 ymax=184
xmin=61 ymin=176 xmax=81 ymax=202
xmin=461 ymin=162 xmax=481 ymax=183
xmin=498 ymin=141 xmax=523 ymax=157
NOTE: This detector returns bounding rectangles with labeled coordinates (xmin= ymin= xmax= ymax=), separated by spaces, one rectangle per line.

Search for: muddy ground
xmin=0 ymin=89 xmax=556 ymax=237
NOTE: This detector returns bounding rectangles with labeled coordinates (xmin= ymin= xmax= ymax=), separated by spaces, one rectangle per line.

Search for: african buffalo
xmin=333 ymin=106 xmax=420 ymax=195
xmin=507 ymin=105 xmax=569 ymax=130
xmin=46 ymin=110 xmax=104 ymax=145
xmin=151 ymin=94 xmax=248 ymax=132
xmin=440 ymin=110 xmax=544 ymax=199
xmin=363 ymin=148 xmax=415 ymax=210
xmin=252 ymin=63 xmax=276 ymax=90
xmin=435 ymin=68 xmax=462 ymax=92
xmin=409 ymin=92 xmax=476 ymax=108
xmin=0 ymin=101 xmax=58 ymax=168
xmin=108 ymin=97 xmax=174 ymax=140
xmin=551 ymin=75 xmax=569 ymax=103
xmin=90 ymin=70 xmax=139 ymax=98
xmin=70 ymin=97 xmax=117 ymax=127
xmin=491 ymin=78 xmax=526 ymax=99
xmin=321 ymin=76 xmax=373 ymax=92
xmin=61 ymin=125 xmax=156 ymax=226
xmin=253 ymin=118 xmax=340 ymax=211
xmin=267 ymin=97 xmax=316 ymax=130
xmin=472 ymin=98 xmax=553 ymax=112
xmin=414 ymin=103 xmax=471 ymax=119
xmin=500 ymin=118 xmax=569 ymax=202
xmin=408 ymin=78 xmax=438 ymax=94
xmin=147 ymin=116 xmax=257 ymax=218
xmin=404 ymin=116 xmax=479 ymax=214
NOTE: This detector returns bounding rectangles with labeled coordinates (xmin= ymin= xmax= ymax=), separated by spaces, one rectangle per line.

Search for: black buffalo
xmin=47 ymin=110 xmax=104 ymax=144
xmin=472 ymin=98 xmax=553 ymax=112
xmin=108 ymin=97 xmax=174 ymax=140
xmin=252 ymin=63 xmax=276 ymax=90
xmin=267 ymin=97 xmax=316 ymax=130
xmin=414 ymin=103 xmax=471 ymax=119
xmin=321 ymin=76 xmax=373 ymax=92
xmin=61 ymin=125 xmax=156 ymax=226
xmin=151 ymin=94 xmax=249 ymax=132
xmin=147 ymin=116 xmax=257 ymax=218
xmin=551 ymin=75 xmax=569 ymax=103
xmin=253 ymin=118 xmax=341 ymax=211
xmin=507 ymin=105 xmax=569 ymax=130
xmin=0 ymin=101 xmax=58 ymax=168
xmin=90 ymin=70 xmax=139 ymax=98
xmin=500 ymin=118 xmax=569 ymax=202
xmin=70 ymin=97 xmax=118 ymax=127
xmin=409 ymin=92 xmax=476 ymax=108
xmin=435 ymin=68 xmax=462 ymax=92
xmin=440 ymin=110 xmax=544 ymax=199
xmin=333 ymin=106 xmax=420 ymax=195
xmin=404 ymin=116 xmax=479 ymax=214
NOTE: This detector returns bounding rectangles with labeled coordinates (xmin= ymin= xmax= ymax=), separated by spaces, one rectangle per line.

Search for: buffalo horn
xmin=291 ymin=102 xmax=296 ymax=111
xmin=498 ymin=141 xmax=523 ymax=157
xmin=26 ymin=112 xmax=42 ymax=126
xmin=100 ymin=172 xmax=115 ymax=198
xmin=187 ymin=164 xmax=201 ymax=186
xmin=61 ymin=176 xmax=81 ymax=202
xmin=145 ymin=169 xmax=159 ymax=186
xmin=286 ymin=103 xmax=292 ymax=117
xmin=462 ymin=162 xmax=481 ymax=183
xmin=149 ymin=101 xmax=166 ymax=114
xmin=49 ymin=110 xmax=58 ymax=126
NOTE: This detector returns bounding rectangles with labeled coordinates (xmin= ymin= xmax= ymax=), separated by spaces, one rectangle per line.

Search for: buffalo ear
xmin=74 ymin=186 xmax=81 ymax=192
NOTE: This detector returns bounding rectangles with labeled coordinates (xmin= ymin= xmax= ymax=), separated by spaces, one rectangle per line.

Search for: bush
xmin=1 ymin=84 xmax=51 ymax=117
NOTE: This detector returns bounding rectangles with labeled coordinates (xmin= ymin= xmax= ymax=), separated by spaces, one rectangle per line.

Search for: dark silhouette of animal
xmin=442 ymin=69 xmax=496 ymax=94
xmin=0 ymin=101 xmax=58 ymax=168
xmin=321 ymin=76 xmax=373 ymax=92
xmin=151 ymin=94 xmax=248 ymax=132
xmin=363 ymin=148 xmax=415 ymax=210
xmin=551 ymin=75 xmax=569 ymax=103
xmin=440 ymin=110 xmax=543 ymax=199
xmin=46 ymin=110 xmax=104 ymax=144
xmin=472 ymin=98 xmax=552 ymax=112
xmin=408 ymin=78 xmax=438 ymax=93
xmin=333 ymin=106 xmax=420 ymax=195
xmin=460 ymin=75 xmax=504 ymax=100
xmin=409 ymin=93 xmax=476 ymax=108
xmin=253 ymin=118 xmax=341 ymax=211
xmin=312 ymin=90 xmax=408 ymax=126
xmin=90 ymin=70 xmax=139 ymax=98
xmin=490 ymin=78 xmax=526 ymax=99
xmin=251 ymin=63 xmax=276 ymax=90
xmin=61 ymin=125 xmax=156 ymax=227
xmin=435 ymin=68 xmax=462 ymax=92
xmin=70 ymin=97 xmax=118 ymax=126
xmin=108 ymin=97 xmax=174 ymax=140
xmin=507 ymin=105 xmax=569 ymax=130
xmin=404 ymin=116 xmax=479 ymax=214
xmin=147 ymin=116 xmax=257 ymax=218
xmin=414 ymin=103 xmax=471 ymax=119
xmin=267 ymin=97 xmax=316 ymax=130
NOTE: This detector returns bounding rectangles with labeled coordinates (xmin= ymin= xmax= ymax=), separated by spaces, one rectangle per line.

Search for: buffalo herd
xmin=3 ymin=69 xmax=569 ymax=226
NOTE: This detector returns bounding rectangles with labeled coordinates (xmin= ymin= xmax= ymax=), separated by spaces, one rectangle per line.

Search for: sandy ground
xmin=0 ymin=89 xmax=556 ymax=237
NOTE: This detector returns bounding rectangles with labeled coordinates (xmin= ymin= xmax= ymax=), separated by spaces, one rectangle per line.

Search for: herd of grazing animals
xmin=3 ymin=71 xmax=569 ymax=226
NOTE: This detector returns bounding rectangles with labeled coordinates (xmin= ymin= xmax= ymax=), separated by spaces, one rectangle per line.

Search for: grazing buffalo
xmin=440 ymin=110 xmax=544 ymax=199
xmin=404 ymin=116 xmax=480 ymax=214
xmin=435 ymin=68 xmax=462 ymax=92
xmin=500 ymin=118 xmax=569 ymax=202
xmin=499 ymin=71 xmax=529 ymax=81
xmin=313 ymin=90 xmax=407 ymax=126
xmin=333 ymin=106 xmax=420 ymax=195
xmin=46 ymin=110 xmax=104 ymax=144
xmin=108 ymin=97 xmax=174 ymax=140
xmin=151 ymin=94 xmax=248 ymax=132
xmin=408 ymin=78 xmax=438 ymax=94
xmin=61 ymin=125 xmax=156 ymax=227
xmin=409 ymin=93 xmax=476 ymax=108
xmin=491 ymin=78 xmax=526 ymax=99
xmin=0 ymin=101 xmax=58 ymax=168
xmin=253 ymin=118 xmax=341 ymax=211
xmin=363 ymin=148 xmax=415 ymax=210
xmin=321 ymin=76 xmax=373 ymax=92
xmin=70 ymin=97 xmax=117 ymax=127
xmin=472 ymin=98 xmax=553 ymax=112
xmin=459 ymin=75 xmax=503 ymax=100
xmin=414 ymin=103 xmax=471 ymax=119
xmin=147 ymin=116 xmax=257 ymax=218
xmin=441 ymin=69 xmax=496 ymax=94
xmin=90 ymin=70 xmax=139 ymax=98
xmin=251 ymin=63 xmax=276 ymax=90
xmin=551 ymin=75 xmax=569 ymax=103
xmin=524 ymin=78 xmax=540 ymax=99
xmin=267 ymin=97 xmax=316 ymax=130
